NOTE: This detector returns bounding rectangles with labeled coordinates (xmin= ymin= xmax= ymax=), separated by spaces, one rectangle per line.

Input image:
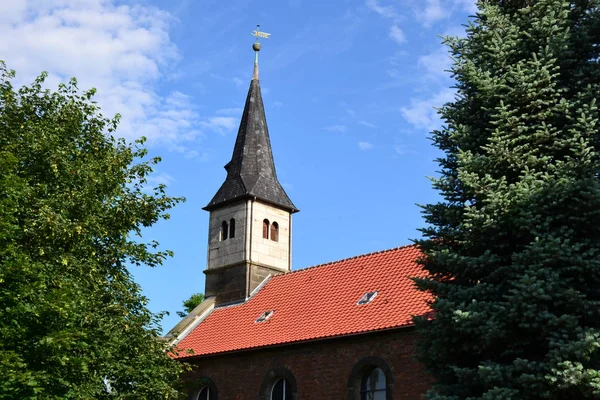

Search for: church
xmin=166 ymin=33 xmax=432 ymax=400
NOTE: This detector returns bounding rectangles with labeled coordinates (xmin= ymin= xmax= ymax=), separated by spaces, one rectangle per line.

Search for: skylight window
xmin=255 ymin=310 xmax=274 ymax=323
xmin=357 ymin=291 xmax=378 ymax=305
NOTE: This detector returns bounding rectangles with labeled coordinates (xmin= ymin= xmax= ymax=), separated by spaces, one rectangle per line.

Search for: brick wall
xmin=182 ymin=328 xmax=431 ymax=399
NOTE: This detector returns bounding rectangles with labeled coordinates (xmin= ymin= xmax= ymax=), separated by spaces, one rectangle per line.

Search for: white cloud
xmin=389 ymin=25 xmax=406 ymax=45
xmin=400 ymin=88 xmax=455 ymax=131
xmin=201 ymin=117 xmax=238 ymax=135
xmin=184 ymin=150 xmax=200 ymax=159
xmin=367 ymin=0 xmax=476 ymax=30
xmin=232 ymin=77 xmax=244 ymax=87
xmin=453 ymin=0 xmax=478 ymax=14
xmin=366 ymin=0 xmax=404 ymax=46
xmin=148 ymin=172 xmax=174 ymax=186
xmin=216 ymin=108 xmax=243 ymax=115
xmin=325 ymin=125 xmax=347 ymax=133
xmin=358 ymin=141 xmax=373 ymax=150
xmin=418 ymin=46 xmax=453 ymax=79
xmin=444 ymin=25 xmax=469 ymax=39
xmin=393 ymin=144 xmax=418 ymax=156
xmin=143 ymin=171 xmax=174 ymax=193
xmin=358 ymin=120 xmax=376 ymax=128
xmin=416 ymin=0 xmax=447 ymax=27
xmin=0 ymin=0 xmax=202 ymax=151
xmin=183 ymin=149 xmax=212 ymax=161
xmin=365 ymin=0 xmax=399 ymax=21
xmin=415 ymin=0 xmax=477 ymax=27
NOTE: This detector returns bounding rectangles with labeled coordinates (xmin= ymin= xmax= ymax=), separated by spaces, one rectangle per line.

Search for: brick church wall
xmin=182 ymin=327 xmax=431 ymax=399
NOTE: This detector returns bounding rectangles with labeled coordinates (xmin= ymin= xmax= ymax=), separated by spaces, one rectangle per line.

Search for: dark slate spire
xmin=204 ymin=39 xmax=297 ymax=213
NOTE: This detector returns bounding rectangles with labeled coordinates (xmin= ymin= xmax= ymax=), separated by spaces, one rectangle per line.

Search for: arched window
xmin=259 ymin=367 xmax=297 ymax=400
xmin=263 ymin=219 xmax=270 ymax=239
xmin=270 ymin=222 xmax=279 ymax=242
xmin=360 ymin=368 xmax=386 ymax=400
xmin=189 ymin=378 xmax=218 ymax=400
xmin=221 ymin=221 xmax=228 ymax=241
xmin=196 ymin=386 xmax=212 ymax=400
xmin=270 ymin=378 xmax=292 ymax=400
xmin=229 ymin=218 xmax=236 ymax=239
xmin=348 ymin=356 xmax=393 ymax=400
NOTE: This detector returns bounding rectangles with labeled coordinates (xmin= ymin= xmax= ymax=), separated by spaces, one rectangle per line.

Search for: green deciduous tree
xmin=415 ymin=1 xmax=600 ymax=399
xmin=0 ymin=63 xmax=186 ymax=399
xmin=177 ymin=293 xmax=205 ymax=318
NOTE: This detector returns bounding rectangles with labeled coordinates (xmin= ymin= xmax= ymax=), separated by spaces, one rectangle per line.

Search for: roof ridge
xmin=270 ymin=243 xmax=417 ymax=279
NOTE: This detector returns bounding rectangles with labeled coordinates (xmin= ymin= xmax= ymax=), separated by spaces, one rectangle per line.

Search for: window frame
xmin=347 ymin=356 xmax=394 ymax=400
xmin=196 ymin=385 xmax=210 ymax=400
xmin=270 ymin=221 xmax=279 ymax=242
xmin=229 ymin=218 xmax=236 ymax=239
xmin=359 ymin=367 xmax=386 ymax=399
xmin=188 ymin=377 xmax=218 ymax=400
xmin=263 ymin=219 xmax=270 ymax=239
xmin=259 ymin=367 xmax=298 ymax=400
xmin=270 ymin=377 xmax=291 ymax=400
xmin=221 ymin=220 xmax=228 ymax=241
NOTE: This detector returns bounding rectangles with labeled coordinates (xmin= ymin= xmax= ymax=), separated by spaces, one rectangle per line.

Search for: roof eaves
xmin=176 ymin=322 xmax=418 ymax=360
xmin=203 ymin=194 xmax=299 ymax=213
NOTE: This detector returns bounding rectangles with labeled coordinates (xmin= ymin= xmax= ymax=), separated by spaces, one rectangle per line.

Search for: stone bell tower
xmin=202 ymin=31 xmax=298 ymax=306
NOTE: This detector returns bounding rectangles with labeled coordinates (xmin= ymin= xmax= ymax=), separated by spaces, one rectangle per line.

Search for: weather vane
xmin=252 ymin=25 xmax=271 ymax=43
xmin=251 ymin=25 xmax=269 ymax=80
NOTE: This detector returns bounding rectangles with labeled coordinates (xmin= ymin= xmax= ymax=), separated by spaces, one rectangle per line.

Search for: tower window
xmin=271 ymin=221 xmax=279 ymax=242
xmin=229 ymin=218 xmax=236 ymax=239
xmin=263 ymin=219 xmax=270 ymax=239
xmin=221 ymin=221 xmax=228 ymax=241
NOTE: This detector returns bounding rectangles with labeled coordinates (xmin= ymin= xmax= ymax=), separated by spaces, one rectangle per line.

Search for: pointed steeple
xmin=204 ymin=32 xmax=297 ymax=213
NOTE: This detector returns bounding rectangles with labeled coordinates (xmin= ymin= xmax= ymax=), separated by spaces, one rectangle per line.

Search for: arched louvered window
xmin=263 ymin=219 xmax=270 ymax=239
xmin=271 ymin=222 xmax=279 ymax=242
xmin=229 ymin=218 xmax=236 ymax=239
xmin=221 ymin=221 xmax=228 ymax=241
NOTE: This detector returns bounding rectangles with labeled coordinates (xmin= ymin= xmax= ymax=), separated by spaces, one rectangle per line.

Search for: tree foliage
xmin=177 ymin=293 xmax=205 ymax=318
xmin=415 ymin=1 xmax=600 ymax=398
xmin=0 ymin=63 xmax=186 ymax=399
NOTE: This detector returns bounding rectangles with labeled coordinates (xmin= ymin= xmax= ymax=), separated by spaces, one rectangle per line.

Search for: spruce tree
xmin=415 ymin=1 xmax=600 ymax=398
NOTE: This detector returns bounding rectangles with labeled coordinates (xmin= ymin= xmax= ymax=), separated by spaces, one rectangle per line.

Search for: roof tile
xmin=173 ymin=245 xmax=431 ymax=358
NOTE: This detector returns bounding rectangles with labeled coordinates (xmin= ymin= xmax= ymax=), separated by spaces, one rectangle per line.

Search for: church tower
xmin=202 ymin=30 xmax=298 ymax=306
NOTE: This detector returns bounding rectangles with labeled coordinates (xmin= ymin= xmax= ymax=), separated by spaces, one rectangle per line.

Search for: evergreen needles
xmin=415 ymin=1 xmax=600 ymax=398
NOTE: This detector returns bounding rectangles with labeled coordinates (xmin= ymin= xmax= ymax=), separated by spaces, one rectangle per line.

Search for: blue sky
xmin=1 ymin=0 xmax=476 ymax=331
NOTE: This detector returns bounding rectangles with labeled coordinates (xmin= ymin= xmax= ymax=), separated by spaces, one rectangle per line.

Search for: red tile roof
xmin=173 ymin=245 xmax=431 ymax=359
